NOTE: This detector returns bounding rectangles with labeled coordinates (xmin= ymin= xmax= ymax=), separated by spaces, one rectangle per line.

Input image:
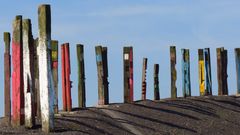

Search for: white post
xmin=23 ymin=19 xmax=35 ymax=128
xmin=38 ymin=4 xmax=55 ymax=132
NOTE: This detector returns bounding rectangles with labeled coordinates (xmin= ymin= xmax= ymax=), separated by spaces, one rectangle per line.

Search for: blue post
xmin=181 ymin=49 xmax=191 ymax=97
xmin=204 ymin=48 xmax=212 ymax=95
xmin=235 ymin=48 xmax=240 ymax=95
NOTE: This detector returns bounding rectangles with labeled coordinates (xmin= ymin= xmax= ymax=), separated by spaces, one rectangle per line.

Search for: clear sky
xmin=1 ymin=0 xmax=240 ymax=117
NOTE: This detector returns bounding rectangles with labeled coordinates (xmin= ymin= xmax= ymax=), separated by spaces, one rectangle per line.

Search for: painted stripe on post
xmin=12 ymin=15 xmax=24 ymax=127
xmin=23 ymin=19 xmax=35 ymax=128
xmin=198 ymin=49 xmax=205 ymax=96
xmin=38 ymin=4 xmax=55 ymax=132
xmin=61 ymin=45 xmax=67 ymax=111
xmin=181 ymin=49 xmax=191 ymax=97
xmin=4 ymin=32 xmax=11 ymax=125
xmin=102 ymin=47 xmax=109 ymax=104
xmin=204 ymin=48 xmax=212 ymax=95
xmin=51 ymin=40 xmax=58 ymax=113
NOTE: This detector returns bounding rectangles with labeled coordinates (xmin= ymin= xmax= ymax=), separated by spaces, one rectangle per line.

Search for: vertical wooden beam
xmin=33 ymin=38 xmax=41 ymax=119
xmin=95 ymin=46 xmax=109 ymax=105
xmin=198 ymin=49 xmax=205 ymax=96
xmin=38 ymin=4 xmax=55 ymax=132
xmin=12 ymin=15 xmax=24 ymax=127
xmin=182 ymin=49 xmax=191 ymax=97
xmin=123 ymin=47 xmax=134 ymax=103
xmin=77 ymin=44 xmax=86 ymax=108
xmin=61 ymin=45 xmax=67 ymax=111
xmin=4 ymin=32 xmax=11 ymax=125
xmin=217 ymin=47 xmax=228 ymax=95
xmin=23 ymin=19 xmax=35 ymax=128
xmin=141 ymin=58 xmax=147 ymax=100
xmin=102 ymin=47 xmax=109 ymax=104
xmin=235 ymin=48 xmax=240 ymax=95
xmin=64 ymin=43 xmax=72 ymax=111
xmin=154 ymin=64 xmax=160 ymax=100
xmin=51 ymin=40 xmax=58 ymax=113
xmin=204 ymin=48 xmax=212 ymax=95
xmin=170 ymin=46 xmax=177 ymax=99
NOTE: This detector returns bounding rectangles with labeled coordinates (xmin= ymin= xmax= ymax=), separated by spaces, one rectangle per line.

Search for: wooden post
xmin=198 ymin=49 xmax=205 ymax=96
xmin=38 ymin=4 xmax=55 ymax=132
xmin=235 ymin=48 xmax=240 ymax=95
xmin=12 ymin=15 xmax=24 ymax=127
xmin=77 ymin=44 xmax=86 ymax=108
xmin=23 ymin=19 xmax=35 ymax=128
xmin=33 ymin=38 xmax=41 ymax=119
xmin=64 ymin=43 xmax=72 ymax=111
xmin=95 ymin=46 xmax=109 ymax=105
xmin=61 ymin=45 xmax=67 ymax=111
xmin=123 ymin=47 xmax=134 ymax=103
xmin=217 ymin=47 xmax=228 ymax=95
xmin=170 ymin=46 xmax=177 ymax=99
xmin=4 ymin=32 xmax=11 ymax=125
xmin=141 ymin=58 xmax=147 ymax=100
xmin=182 ymin=49 xmax=191 ymax=97
xmin=204 ymin=48 xmax=212 ymax=95
xmin=51 ymin=40 xmax=58 ymax=113
xmin=154 ymin=64 xmax=160 ymax=100
xmin=102 ymin=47 xmax=109 ymax=104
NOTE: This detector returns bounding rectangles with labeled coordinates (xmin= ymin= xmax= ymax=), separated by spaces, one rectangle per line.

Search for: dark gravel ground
xmin=1 ymin=95 xmax=240 ymax=135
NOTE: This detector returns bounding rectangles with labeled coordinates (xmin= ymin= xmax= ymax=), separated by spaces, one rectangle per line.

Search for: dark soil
xmin=1 ymin=95 xmax=240 ymax=135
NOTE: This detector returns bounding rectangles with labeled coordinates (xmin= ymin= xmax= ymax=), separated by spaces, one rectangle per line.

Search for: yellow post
xmin=198 ymin=49 xmax=205 ymax=96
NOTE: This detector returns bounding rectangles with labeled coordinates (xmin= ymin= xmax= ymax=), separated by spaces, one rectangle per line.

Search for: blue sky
xmin=1 ymin=0 xmax=240 ymax=117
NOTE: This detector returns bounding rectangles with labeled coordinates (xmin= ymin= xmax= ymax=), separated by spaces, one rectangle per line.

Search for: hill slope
xmin=1 ymin=96 xmax=240 ymax=135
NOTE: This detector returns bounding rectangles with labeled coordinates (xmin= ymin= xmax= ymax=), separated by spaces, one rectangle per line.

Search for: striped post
xmin=61 ymin=43 xmax=72 ymax=111
xmin=217 ymin=47 xmax=228 ymax=95
xmin=33 ymin=38 xmax=41 ymax=119
xmin=181 ymin=49 xmax=191 ymax=97
xmin=141 ymin=58 xmax=147 ymax=100
xmin=77 ymin=44 xmax=86 ymax=108
xmin=170 ymin=46 xmax=177 ymax=99
xmin=95 ymin=46 xmax=109 ymax=105
xmin=154 ymin=64 xmax=160 ymax=100
xmin=204 ymin=48 xmax=212 ymax=95
xmin=198 ymin=49 xmax=205 ymax=96
xmin=123 ymin=47 xmax=134 ymax=103
xmin=51 ymin=40 xmax=58 ymax=113
xmin=12 ymin=15 xmax=24 ymax=127
xmin=23 ymin=19 xmax=35 ymax=128
xmin=4 ymin=32 xmax=11 ymax=125
xmin=235 ymin=48 xmax=240 ymax=95
xmin=38 ymin=4 xmax=55 ymax=132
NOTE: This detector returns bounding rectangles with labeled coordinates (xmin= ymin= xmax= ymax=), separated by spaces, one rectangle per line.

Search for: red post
xmin=12 ymin=15 xmax=24 ymax=126
xmin=61 ymin=45 xmax=67 ymax=111
xmin=129 ymin=48 xmax=134 ymax=102
xmin=64 ymin=43 xmax=72 ymax=111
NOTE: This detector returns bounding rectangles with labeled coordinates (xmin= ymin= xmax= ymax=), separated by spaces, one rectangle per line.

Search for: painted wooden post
xmin=102 ymin=47 xmax=109 ymax=104
xmin=95 ymin=46 xmax=109 ymax=105
xmin=204 ymin=48 xmax=212 ymax=95
xmin=51 ymin=40 xmax=58 ymax=113
xmin=217 ymin=47 xmax=228 ymax=95
xmin=61 ymin=45 xmax=67 ymax=111
xmin=154 ymin=64 xmax=160 ymax=100
xmin=170 ymin=46 xmax=177 ymax=99
xmin=23 ymin=19 xmax=35 ymax=128
xmin=123 ymin=47 xmax=134 ymax=103
xmin=4 ymin=32 xmax=11 ymax=125
xmin=77 ymin=44 xmax=86 ymax=108
xmin=182 ymin=49 xmax=191 ymax=97
xmin=64 ymin=43 xmax=72 ymax=111
xmin=235 ymin=48 xmax=240 ymax=95
xmin=33 ymin=38 xmax=41 ymax=119
xmin=198 ymin=49 xmax=205 ymax=96
xmin=12 ymin=15 xmax=24 ymax=127
xmin=38 ymin=4 xmax=55 ymax=132
xmin=141 ymin=58 xmax=147 ymax=100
